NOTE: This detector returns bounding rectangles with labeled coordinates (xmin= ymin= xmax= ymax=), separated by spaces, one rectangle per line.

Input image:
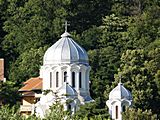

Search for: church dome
xmin=109 ymin=83 xmax=132 ymax=100
xmin=43 ymin=32 xmax=88 ymax=65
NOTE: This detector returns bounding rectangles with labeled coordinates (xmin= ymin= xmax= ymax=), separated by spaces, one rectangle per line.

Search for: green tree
xmin=9 ymin=46 xmax=48 ymax=84
xmin=2 ymin=0 xmax=70 ymax=59
xmin=113 ymin=49 xmax=160 ymax=114
xmin=0 ymin=0 xmax=8 ymax=58
xmin=68 ymin=0 xmax=111 ymax=33
xmin=89 ymin=47 xmax=119 ymax=99
xmin=155 ymin=70 xmax=160 ymax=95
xmin=111 ymin=0 xmax=159 ymax=16
xmin=0 ymin=81 xmax=20 ymax=105
xmin=99 ymin=14 xmax=129 ymax=51
xmin=126 ymin=6 xmax=160 ymax=49
xmin=0 ymin=105 xmax=22 ymax=120
xmin=87 ymin=14 xmax=128 ymax=99
xmin=75 ymin=98 xmax=109 ymax=119
xmin=76 ymin=26 xmax=102 ymax=51
xmin=122 ymin=108 xmax=157 ymax=120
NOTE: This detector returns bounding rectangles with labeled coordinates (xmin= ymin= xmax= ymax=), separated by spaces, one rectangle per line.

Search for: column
xmin=59 ymin=67 xmax=63 ymax=87
xmin=76 ymin=72 xmax=79 ymax=90
xmin=67 ymin=67 xmax=71 ymax=86
xmin=86 ymin=66 xmax=91 ymax=93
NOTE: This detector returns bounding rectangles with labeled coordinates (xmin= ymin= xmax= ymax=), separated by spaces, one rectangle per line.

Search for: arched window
xmin=123 ymin=105 xmax=126 ymax=112
xmin=79 ymin=72 xmax=82 ymax=88
xmin=50 ymin=72 xmax=52 ymax=88
xmin=72 ymin=72 xmax=75 ymax=87
xmin=116 ymin=106 xmax=118 ymax=119
xmin=56 ymin=72 xmax=59 ymax=87
xmin=64 ymin=71 xmax=67 ymax=82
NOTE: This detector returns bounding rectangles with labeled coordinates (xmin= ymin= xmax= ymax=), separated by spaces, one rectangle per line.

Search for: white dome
xmin=43 ymin=32 xmax=88 ymax=65
xmin=109 ymin=83 xmax=132 ymax=100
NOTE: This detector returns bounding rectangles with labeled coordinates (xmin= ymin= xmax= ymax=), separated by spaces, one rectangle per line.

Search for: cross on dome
xmin=119 ymin=74 xmax=122 ymax=83
xmin=63 ymin=21 xmax=70 ymax=32
xmin=61 ymin=21 xmax=71 ymax=37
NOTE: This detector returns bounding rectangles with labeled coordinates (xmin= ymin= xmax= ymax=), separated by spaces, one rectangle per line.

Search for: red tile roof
xmin=19 ymin=77 xmax=42 ymax=92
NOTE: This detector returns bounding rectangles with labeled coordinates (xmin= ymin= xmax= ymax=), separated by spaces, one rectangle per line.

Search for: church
xmin=19 ymin=22 xmax=132 ymax=120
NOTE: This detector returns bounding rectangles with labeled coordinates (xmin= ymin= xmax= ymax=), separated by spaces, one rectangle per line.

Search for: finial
xmin=63 ymin=21 xmax=70 ymax=32
xmin=61 ymin=21 xmax=71 ymax=37
xmin=119 ymin=74 xmax=122 ymax=83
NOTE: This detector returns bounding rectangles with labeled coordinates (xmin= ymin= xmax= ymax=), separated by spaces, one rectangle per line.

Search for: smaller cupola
xmin=57 ymin=82 xmax=78 ymax=98
xmin=109 ymin=83 xmax=132 ymax=100
xmin=106 ymin=82 xmax=132 ymax=120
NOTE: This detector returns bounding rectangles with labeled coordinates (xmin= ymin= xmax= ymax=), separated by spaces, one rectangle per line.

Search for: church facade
xmin=35 ymin=31 xmax=93 ymax=117
xmin=19 ymin=28 xmax=93 ymax=117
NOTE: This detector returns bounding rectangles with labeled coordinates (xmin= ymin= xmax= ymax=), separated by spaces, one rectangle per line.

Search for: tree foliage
xmin=75 ymin=98 xmax=109 ymax=119
xmin=113 ymin=49 xmax=160 ymax=115
xmin=122 ymin=108 xmax=157 ymax=120
xmin=0 ymin=81 xmax=20 ymax=105
xmin=9 ymin=46 xmax=48 ymax=84
xmin=0 ymin=105 xmax=22 ymax=120
xmin=0 ymin=0 xmax=159 ymax=118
